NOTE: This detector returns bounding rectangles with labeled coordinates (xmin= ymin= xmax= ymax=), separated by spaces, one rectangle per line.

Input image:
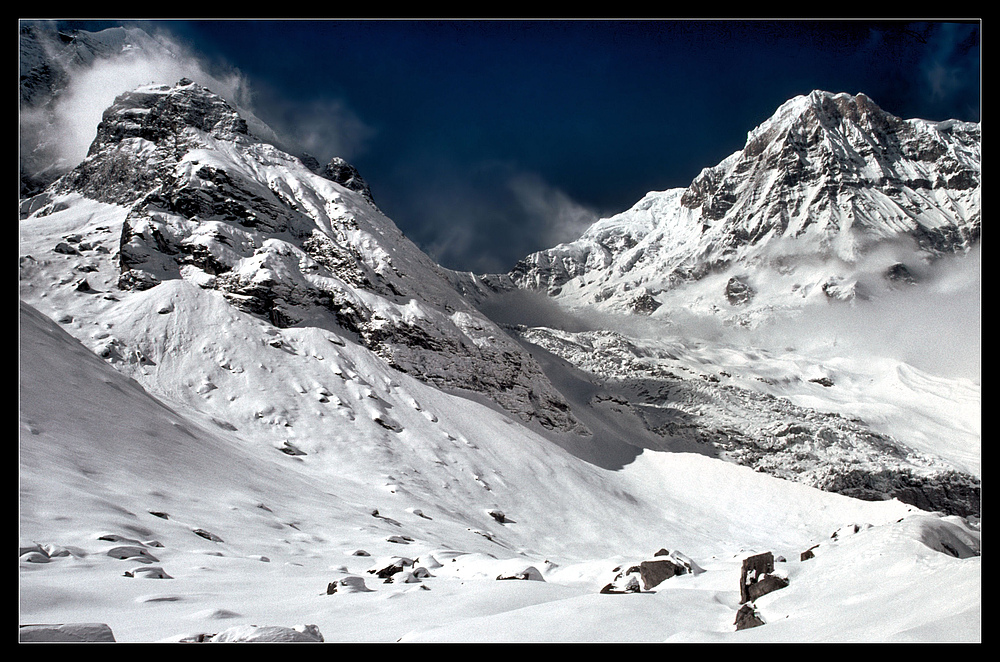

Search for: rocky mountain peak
xmin=507 ymin=90 xmax=979 ymax=315
xmin=748 ymin=91 xmax=904 ymax=149
xmin=41 ymin=79 xmax=251 ymax=208
xmin=683 ymin=90 xmax=979 ymax=255
xmin=88 ymin=78 xmax=250 ymax=156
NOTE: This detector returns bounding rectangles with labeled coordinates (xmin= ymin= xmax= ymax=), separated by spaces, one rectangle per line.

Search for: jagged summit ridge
xmin=681 ymin=90 xmax=980 ymax=250
xmin=21 ymin=78 xmax=587 ymax=435
xmin=89 ymin=78 xmax=251 ymax=154
xmin=508 ymin=90 xmax=980 ymax=314
xmin=44 ymin=79 xmax=251 ymax=207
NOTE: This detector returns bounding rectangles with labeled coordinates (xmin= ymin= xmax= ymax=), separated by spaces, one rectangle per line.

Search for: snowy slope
xmin=18 ymin=297 xmax=980 ymax=642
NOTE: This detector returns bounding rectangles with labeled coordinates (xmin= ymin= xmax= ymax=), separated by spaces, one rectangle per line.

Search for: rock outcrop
xmin=734 ymin=604 xmax=765 ymax=631
xmin=739 ymin=552 xmax=788 ymax=604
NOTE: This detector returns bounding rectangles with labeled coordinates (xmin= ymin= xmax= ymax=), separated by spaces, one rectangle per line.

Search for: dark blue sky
xmin=62 ymin=19 xmax=981 ymax=273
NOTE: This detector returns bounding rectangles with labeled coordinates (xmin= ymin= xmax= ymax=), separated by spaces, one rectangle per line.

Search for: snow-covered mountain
xmin=503 ymin=90 xmax=980 ymax=320
xmin=19 ymin=30 xmax=980 ymax=643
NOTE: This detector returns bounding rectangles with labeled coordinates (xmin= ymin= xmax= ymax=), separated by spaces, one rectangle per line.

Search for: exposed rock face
xmin=52 ymin=80 xmax=253 ymax=210
xmin=821 ymin=468 xmax=981 ymax=518
xmin=322 ymin=156 xmax=377 ymax=209
xmin=27 ymin=78 xmax=587 ymax=435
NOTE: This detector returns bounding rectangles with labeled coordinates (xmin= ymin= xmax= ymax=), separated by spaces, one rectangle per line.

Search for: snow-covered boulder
xmin=19 ymin=623 xmax=117 ymax=642
xmin=208 ymin=624 xmax=324 ymax=642
xmin=496 ymin=566 xmax=544 ymax=581
xmin=327 ymin=576 xmax=373 ymax=594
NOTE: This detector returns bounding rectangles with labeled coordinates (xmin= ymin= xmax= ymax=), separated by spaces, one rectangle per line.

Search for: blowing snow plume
xmin=19 ymin=22 xmax=279 ymax=196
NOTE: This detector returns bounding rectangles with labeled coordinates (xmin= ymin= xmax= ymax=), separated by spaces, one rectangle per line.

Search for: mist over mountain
xmin=19 ymin=24 xmax=979 ymax=643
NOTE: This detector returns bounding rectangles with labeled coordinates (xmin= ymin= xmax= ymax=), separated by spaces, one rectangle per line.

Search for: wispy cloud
xmin=506 ymin=172 xmax=599 ymax=248
xmin=394 ymin=160 xmax=602 ymax=274
xmin=20 ymin=22 xmax=375 ymax=181
xmin=227 ymin=73 xmax=377 ymax=164
xmin=919 ymin=22 xmax=980 ymax=107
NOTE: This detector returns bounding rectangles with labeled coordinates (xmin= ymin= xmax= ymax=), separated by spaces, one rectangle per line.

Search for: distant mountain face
xmin=458 ymin=89 xmax=981 ymax=517
xmin=19 ymin=22 xmax=163 ymax=108
xmin=506 ymin=91 xmax=980 ymax=318
xmin=20 ymin=78 xmax=587 ymax=435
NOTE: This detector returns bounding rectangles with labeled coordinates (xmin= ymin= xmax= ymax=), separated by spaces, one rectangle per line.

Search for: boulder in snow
xmin=19 ymin=623 xmax=117 ymax=642
xmin=20 ymin=551 xmax=49 ymax=563
xmin=368 ymin=557 xmax=412 ymax=579
xmin=734 ymin=603 xmax=765 ymax=631
xmin=638 ymin=558 xmax=687 ymax=590
xmin=740 ymin=551 xmax=788 ymax=603
xmin=600 ymin=574 xmax=641 ymax=594
xmin=488 ymin=509 xmax=513 ymax=524
xmin=496 ymin=566 xmax=544 ymax=581
xmin=125 ymin=565 xmax=173 ymax=579
xmin=192 ymin=528 xmax=224 ymax=542
xmin=107 ymin=545 xmax=158 ymax=563
xmin=327 ymin=576 xmax=373 ymax=594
